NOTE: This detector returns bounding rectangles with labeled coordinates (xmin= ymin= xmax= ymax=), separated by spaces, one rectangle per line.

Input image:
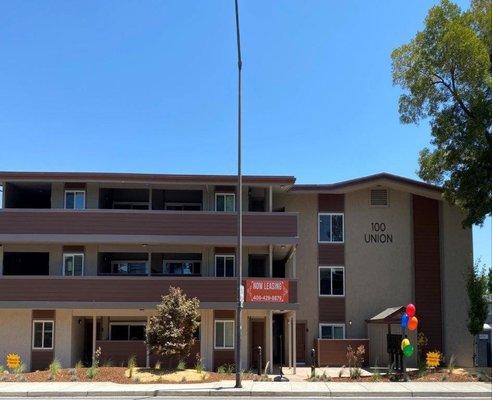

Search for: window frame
xmin=215 ymin=193 xmax=236 ymax=212
xmin=62 ymin=253 xmax=85 ymax=276
xmin=109 ymin=322 xmax=147 ymax=341
xmin=215 ymin=254 xmax=235 ymax=277
xmin=32 ymin=320 xmax=55 ymax=350
xmin=64 ymin=190 xmax=86 ymax=210
xmin=319 ymin=323 xmax=346 ymax=340
xmin=318 ymin=212 xmax=344 ymax=243
xmin=214 ymin=319 xmax=235 ymax=349
xmin=318 ymin=266 xmax=345 ymax=297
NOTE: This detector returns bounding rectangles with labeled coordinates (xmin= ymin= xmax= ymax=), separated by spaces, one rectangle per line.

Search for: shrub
xmin=217 ymin=365 xmax=226 ymax=374
xmin=0 ymin=365 xmax=4 ymax=373
xmin=127 ymin=354 xmax=137 ymax=378
xmin=176 ymin=359 xmax=186 ymax=371
xmin=48 ymin=358 xmax=61 ymax=377
xmin=102 ymin=359 xmax=113 ymax=367
xmin=14 ymin=363 xmax=26 ymax=375
xmin=371 ymin=372 xmax=381 ymax=382
xmin=154 ymin=361 xmax=161 ymax=370
xmin=194 ymin=355 xmax=205 ymax=373
xmin=86 ymin=366 xmax=98 ymax=380
xmin=146 ymin=287 xmax=200 ymax=361
xmin=346 ymin=345 xmax=365 ymax=380
xmin=74 ymin=360 xmax=84 ymax=369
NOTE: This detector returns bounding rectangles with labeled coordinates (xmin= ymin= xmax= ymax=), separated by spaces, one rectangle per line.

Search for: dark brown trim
xmin=214 ymin=247 xmax=236 ymax=254
xmin=0 ymin=171 xmax=295 ymax=186
xmin=214 ymin=310 xmax=235 ymax=319
xmin=293 ymin=173 xmax=441 ymax=193
xmin=62 ymin=245 xmax=85 ymax=252
xmin=412 ymin=195 xmax=442 ymax=351
xmin=319 ymin=194 xmax=344 ymax=212
xmin=31 ymin=310 xmax=55 ymax=371
xmin=64 ymin=182 xmax=86 ymax=190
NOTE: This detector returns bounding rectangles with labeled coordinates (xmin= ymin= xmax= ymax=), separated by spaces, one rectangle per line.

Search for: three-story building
xmin=0 ymin=171 xmax=473 ymax=371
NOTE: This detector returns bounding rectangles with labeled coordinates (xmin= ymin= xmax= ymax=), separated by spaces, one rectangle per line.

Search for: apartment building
xmin=0 ymin=171 xmax=473 ymax=372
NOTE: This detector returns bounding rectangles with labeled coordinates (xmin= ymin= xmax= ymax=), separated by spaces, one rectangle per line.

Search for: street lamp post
xmin=233 ymin=0 xmax=243 ymax=389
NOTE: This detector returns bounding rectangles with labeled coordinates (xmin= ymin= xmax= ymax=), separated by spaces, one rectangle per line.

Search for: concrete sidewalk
xmin=0 ymin=381 xmax=490 ymax=397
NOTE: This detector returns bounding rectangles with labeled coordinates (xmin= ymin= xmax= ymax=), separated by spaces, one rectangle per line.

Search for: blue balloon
xmin=401 ymin=313 xmax=409 ymax=328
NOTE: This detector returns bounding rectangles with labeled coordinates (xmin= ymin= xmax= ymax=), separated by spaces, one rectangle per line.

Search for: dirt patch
xmin=0 ymin=367 xmax=257 ymax=384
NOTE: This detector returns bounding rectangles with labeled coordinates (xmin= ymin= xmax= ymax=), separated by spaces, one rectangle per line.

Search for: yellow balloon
xmin=401 ymin=338 xmax=410 ymax=351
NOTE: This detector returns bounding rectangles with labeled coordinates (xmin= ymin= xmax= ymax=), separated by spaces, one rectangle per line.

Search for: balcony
xmin=0 ymin=276 xmax=298 ymax=309
xmin=0 ymin=209 xmax=298 ymax=245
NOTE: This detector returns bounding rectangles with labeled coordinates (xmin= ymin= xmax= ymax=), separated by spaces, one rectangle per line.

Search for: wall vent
xmin=370 ymin=189 xmax=388 ymax=206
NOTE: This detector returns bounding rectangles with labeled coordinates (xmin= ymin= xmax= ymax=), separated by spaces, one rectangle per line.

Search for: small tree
xmin=466 ymin=262 xmax=488 ymax=365
xmin=146 ymin=287 xmax=200 ymax=363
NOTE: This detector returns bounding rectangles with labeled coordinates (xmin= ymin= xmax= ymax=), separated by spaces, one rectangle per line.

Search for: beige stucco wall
xmin=274 ymin=193 xmax=318 ymax=364
xmin=0 ymin=309 xmax=32 ymax=370
xmin=345 ymin=188 xmax=413 ymax=339
xmin=441 ymin=202 xmax=474 ymax=367
xmin=54 ymin=309 xmax=73 ymax=368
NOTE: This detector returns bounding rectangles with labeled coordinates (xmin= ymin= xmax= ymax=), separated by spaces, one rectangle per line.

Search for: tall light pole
xmin=234 ymin=0 xmax=243 ymax=389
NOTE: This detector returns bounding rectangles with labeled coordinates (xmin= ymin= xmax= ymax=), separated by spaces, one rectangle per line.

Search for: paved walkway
xmin=0 ymin=381 xmax=490 ymax=397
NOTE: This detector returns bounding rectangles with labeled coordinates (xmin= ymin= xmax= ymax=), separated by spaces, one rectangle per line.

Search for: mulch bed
xmin=0 ymin=367 xmax=257 ymax=384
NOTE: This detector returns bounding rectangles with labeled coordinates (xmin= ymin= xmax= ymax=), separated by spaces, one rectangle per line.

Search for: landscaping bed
xmin=0 ymin=367 xmax=258 ymax=384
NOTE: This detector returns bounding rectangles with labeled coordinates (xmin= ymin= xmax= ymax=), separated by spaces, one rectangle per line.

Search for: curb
xmin=0 ymin=389 xmax=488 ymax=397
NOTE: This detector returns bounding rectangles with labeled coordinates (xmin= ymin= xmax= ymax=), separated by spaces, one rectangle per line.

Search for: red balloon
xmin=406 ymin=303 xmax=416 ymax=318
xmin=408 ymin=316 xmax=418 ymax=331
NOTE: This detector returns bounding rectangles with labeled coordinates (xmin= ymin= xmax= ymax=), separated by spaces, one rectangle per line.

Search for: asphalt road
xmin=0 ymin=397 xmax=488 ymax=400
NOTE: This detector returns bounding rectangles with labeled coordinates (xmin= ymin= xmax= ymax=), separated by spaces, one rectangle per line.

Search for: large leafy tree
xmin=391 ymin=0 xmax=492 ymax=227
xmin=146 ymin=287 xmax=200 ymax=360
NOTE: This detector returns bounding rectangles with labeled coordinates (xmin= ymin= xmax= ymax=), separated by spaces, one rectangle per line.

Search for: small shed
xmin=366 ymin=306 xmax=417 ymax=367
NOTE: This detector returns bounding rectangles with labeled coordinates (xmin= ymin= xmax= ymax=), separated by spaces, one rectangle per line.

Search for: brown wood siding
xmin=64 ymin=182 xmax=86 ymax=190
xmin=214 ymin=310 xmax=235 ymax=319
xmin=0 ymin=278 xmax=298 ymax=305
xmin=214 ymin=247 xmax=235 ymax=254
xmin=316 ymin=339 xmax=369 ymax=367
xmin=0 ymin=210 xmax=298 ymax=238
xmin=319 ymin=297 xmax=345 ymax=323
xmin=318 ymin=194 xmax=345 ymax=326
xmin=318 ymin=244 xmax=345 ymax=265
xmin=31 ymin=310 xmax=55 ymax=371
xmin=213 ymin=350 xmax=235 ymax=370
xmin=62 ymin=245 xmax=85 ymax=252
xmin=96 ymin=340 xmax=200 ymax=369
xmin=413 ymin=195 xmax=442 ymax=351
xmin=318 ymin=194 xmax=344 ymax=212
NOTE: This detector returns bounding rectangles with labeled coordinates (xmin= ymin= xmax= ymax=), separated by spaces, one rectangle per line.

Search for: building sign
xmin=245 ymin=279 xmax=289 ymax=303
xmin=364 ymin=222 xmax=393 ymax=244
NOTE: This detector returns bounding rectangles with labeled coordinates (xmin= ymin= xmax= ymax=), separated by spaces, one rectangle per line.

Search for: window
xmin=215 ymin=193 xmax=235 ymax=212
xmin=319 ymin=324 xmax=345 ymax=339
xmin=215 ymin=255 xmax=235 ymax=277
xmin=63 ymin=253 xmax=84 ymax=276
xmin=32 ymin=320 xmax=54 ymax=349
xmin=163 ymin=260 xmax=201 ymax=275
xmin=109 ymin=323 xmax=146 ymax=341
xmin=214 ymin=320 xmax=234 ymax=349
xmin=319 ymin=267 xmax=344 ymax=296
xmin=65 ymin=190 xmax=85 ymax=210
xmin=318 ymin=213 xmax=344 ymax=243
xmin=111 ymin=261 xmax=147 ymax=275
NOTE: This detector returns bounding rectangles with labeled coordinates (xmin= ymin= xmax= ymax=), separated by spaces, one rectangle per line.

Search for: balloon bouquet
xmin=400 ymin=303 xmax=418 ymax=365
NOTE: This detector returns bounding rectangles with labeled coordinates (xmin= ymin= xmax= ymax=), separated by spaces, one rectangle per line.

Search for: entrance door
xmin=296 ymin=322 xmax=306 ymax=363
xmin=251 ymin=320 xmax=265 ymax=371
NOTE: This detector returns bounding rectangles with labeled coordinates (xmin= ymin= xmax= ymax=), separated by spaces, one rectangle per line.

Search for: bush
xmin=176 ymin=359 xmax=186 ymax=371
xmin=217 ymin=365 xmax=226 ymax=374
xmin=127 ymin=354 xmax=137 ymax=378
xmin=74 ymin=360 xmax=84 ymax=369
xmin=86 ymin=366 xmax=98 ymax=380
xmin=0 ymin=365 xmax=4 ymax=373
xmin=346 ymin=345 xmax=365 ymax=380
xmin=154 ymin=361 xmax=161 ymax=370
xmin=48 ymin=358 xmax=61 ymax=377
xmin=194 ymin=355 xmax=205 ymax=373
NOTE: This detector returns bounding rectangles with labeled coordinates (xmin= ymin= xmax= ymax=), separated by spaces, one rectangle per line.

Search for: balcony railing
xmin=0 ymin=276 xmax=298 ymax=307
xmin=0 ymin=209 xmax=298 ymax=245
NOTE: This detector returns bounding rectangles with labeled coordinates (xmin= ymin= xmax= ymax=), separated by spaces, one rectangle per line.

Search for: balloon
xmin=403 ymin=344 xmax=414 ymax=357
xmin=406 ymin=303 xmax=416 ymax=318
xmin=401 ymin=338 xmax=410 ymax=351
xmin=408 ymin=316 xmax=418 ymax=331
xmin=401 ymin=313 xmax=409 ymax=328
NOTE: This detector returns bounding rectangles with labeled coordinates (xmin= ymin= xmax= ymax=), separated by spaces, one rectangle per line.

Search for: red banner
xmin=245 ymin=279 xmax=289 ymax=303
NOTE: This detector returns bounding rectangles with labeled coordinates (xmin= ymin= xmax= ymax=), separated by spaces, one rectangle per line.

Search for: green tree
xmin=488 ymin=266 xmax=492 ymax=294
xmin=391 ymin=0 xmax=492 ymax=227
xmin=466 ymin=262 xmax=488 ymax=365
xmin=146 ymin=287 xmax=200 ymax=362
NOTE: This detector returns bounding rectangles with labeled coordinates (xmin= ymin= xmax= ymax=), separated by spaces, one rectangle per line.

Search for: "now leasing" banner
xmin=245 ymin=279 xmax=289 ymax=303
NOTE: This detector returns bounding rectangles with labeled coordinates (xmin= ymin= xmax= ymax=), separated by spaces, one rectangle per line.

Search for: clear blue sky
xmin=0 ymin=0 xmax=489 ymax=267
